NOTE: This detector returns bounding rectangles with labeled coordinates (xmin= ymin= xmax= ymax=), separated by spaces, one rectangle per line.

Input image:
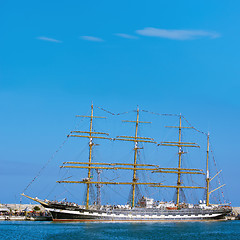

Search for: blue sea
xmin=0 ymin=221 xmax=240 ymax=240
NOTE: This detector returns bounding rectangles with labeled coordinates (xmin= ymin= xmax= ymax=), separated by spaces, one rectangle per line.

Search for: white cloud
xmin=136 ymin=28 xmax=220 ymax=40
xmin=36 ymin=36 xmax=62 ymax=43
xmin=80 ymin=36 xmax=104 ymax=42
xmin=115 ymin=33 xmax=138 ymax=39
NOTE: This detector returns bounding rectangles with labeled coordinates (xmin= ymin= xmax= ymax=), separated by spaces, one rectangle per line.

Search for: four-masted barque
xmin=22 ymin=104 xmax=231 ymax=221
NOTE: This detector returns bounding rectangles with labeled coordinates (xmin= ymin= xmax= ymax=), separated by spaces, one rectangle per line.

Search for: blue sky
xmin=0 ymin=0 xmax=240 ymax=206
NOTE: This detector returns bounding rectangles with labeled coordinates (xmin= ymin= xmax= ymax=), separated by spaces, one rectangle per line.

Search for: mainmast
xmin=115 ymin=107 xmax=156 ymax=207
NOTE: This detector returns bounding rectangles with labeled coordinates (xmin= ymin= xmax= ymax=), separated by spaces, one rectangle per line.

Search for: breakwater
xmin=0 ymin=204 xmax=51 ymax=221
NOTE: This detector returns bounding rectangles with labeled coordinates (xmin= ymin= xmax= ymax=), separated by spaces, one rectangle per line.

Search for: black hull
xmin=43 ymin=203 xmax=231 ymax=222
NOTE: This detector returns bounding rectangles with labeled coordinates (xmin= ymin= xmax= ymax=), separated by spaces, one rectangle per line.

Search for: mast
xmin=205 ymin=133 xmax=226 ymax=205
xmin=96 ymin=169 xmax=102 ymax=206
xmin=159 ymin=115 xmax=200 ymax=207
xmin=67 ymin=103 xmax=110 ymax=209
xmin=86 ymin=104 xmax=94 ymax=209
xmin=132 ymin=107 xmax=139 ymax=208
xmin=206 ymin=133 xmax=210 ymax=206
xmin=176 ymin=115 xmax=182 ymax=206
xmin=113 ymin=107 xmax=155 ymax=208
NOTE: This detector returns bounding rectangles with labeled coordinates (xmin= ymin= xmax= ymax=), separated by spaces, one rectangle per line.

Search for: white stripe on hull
xmin=46 ymin=208 xmax=223 ymax=221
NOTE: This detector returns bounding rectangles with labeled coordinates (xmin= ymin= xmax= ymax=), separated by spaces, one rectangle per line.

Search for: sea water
xmin=0 ymin=221 xmax=240 ymax=240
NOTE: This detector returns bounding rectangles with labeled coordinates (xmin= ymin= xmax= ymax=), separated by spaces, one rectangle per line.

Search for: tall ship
xmin=22 ymin=104 xmax=231 ymax=221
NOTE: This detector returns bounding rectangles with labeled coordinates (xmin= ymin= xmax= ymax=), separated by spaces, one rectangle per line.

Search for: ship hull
xmin=43 ymin=203 xmax=231 ymax=222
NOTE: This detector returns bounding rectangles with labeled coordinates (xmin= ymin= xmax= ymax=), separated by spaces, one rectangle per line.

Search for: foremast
xmin=66 ymin=103 xmax=110 ymax=209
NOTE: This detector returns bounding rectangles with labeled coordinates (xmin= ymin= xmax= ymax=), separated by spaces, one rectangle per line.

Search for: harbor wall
xmin=4 ymin=204 xmax=45 ymax=211
xmin=0 ymin=204 xmax=51 ymax=221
